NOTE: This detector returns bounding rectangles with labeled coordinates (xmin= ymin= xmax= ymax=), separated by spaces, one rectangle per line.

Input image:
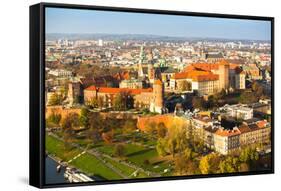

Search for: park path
xmin=49 ymin=133 xmax=128 ymax=179
xmin=49 ymin=132 xmax=161 ymax=178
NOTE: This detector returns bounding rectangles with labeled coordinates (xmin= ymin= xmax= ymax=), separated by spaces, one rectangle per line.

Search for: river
xmin=45 ymin=155 xmax=105 ymax=184
xmin=45 ymin=156 xmax=68 ymax=184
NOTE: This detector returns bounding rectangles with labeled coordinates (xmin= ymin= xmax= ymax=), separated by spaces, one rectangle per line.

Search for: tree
xmin=97 ymin=97 xmax=105 ymax=109
xmin=87 ymin=113 xmax=104 ymax=143
xmin=192 ymin=97 xmax=205 ymax=110
xmin=113 ymin=91 xmax=134 ymax=111
xmin=89 ymin=97 xmax=98 ymax=108
xmin=79 ymin=108 xmax=89 ymax=128
xmin=168 ymin=138 xmax=177 ymax=158
xmin=113 ymin=93 xmax=123 ymax=110
xmin=199 ymin=155 xmax=210 ymax=174
xmin=157 ymin=122 xmax=167 ymax=138
xmin=102 ymin=131 xmax=114 ymax=144
xmin=144 ymin=121 xmax=157 ymax=134
xmin=239 ymin=147 xmax=259 ymax=163
xmin=123 ymin=119 xmax=137 ymax=134
xmin=240 ymin=90 xmax=258 ymax=104
xmin=61 ymin=112 xmax=80 ymax=129
xmin=156 ymin=138 xmax=168 ymax=156
xmin=48 ymin=93 xmax=63 ymax=106
xmin=61 ymin=113 xmax=80 ymax=149
xmin=114 ymin=144 xmax=125 ymax=157
xmin=178 ymin=80 xmax=192 ymax=92
xmin=174 ymin=156 xmax=197 ymax=175
xmin=252 ymin=81 xmax=264 ymax=98
xmin=47 ymin=111 xmax=61 ymax=125
xmin=239 ymin=163 xmax=249 ymax=172
xmin=199 ymin=153 xmax=221 ymax=174
xmin=218 ymin=157 xmax=239 ymax=173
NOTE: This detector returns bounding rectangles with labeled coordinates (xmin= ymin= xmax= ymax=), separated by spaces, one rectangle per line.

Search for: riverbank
xmin=46 ymin=134 xmax=124 ymax=180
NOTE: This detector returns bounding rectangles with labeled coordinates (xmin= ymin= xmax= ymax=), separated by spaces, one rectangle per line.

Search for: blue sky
xmin=46 ymin=7 xmax=271 ymax=40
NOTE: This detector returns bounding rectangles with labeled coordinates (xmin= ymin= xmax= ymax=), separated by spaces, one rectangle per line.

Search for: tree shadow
xmin=126 ymin=149 xmax=152 ymax=157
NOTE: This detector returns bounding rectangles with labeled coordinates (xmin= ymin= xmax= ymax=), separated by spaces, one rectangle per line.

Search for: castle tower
xmin=68 ymin=82 xmax=81 ymax=105
xmin=150 ymin=79 xmax=164 ymax=113
xmin=218 ymin=59 xmax=230 ymax=91
xmin=147 ymin=63 xmax=155 ymax=83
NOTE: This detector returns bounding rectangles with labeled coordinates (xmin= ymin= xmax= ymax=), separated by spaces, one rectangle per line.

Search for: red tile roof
xmin=173 ymin=70 xmax=219 ymax=82
xmin=85 ymin=86 xmax=152 ymax=95
xmin=215 ymin=128 xmax=241 ymax=137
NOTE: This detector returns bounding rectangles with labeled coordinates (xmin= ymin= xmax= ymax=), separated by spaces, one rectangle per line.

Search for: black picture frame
xmin=30 ymin=2 xmax=274 ymax=189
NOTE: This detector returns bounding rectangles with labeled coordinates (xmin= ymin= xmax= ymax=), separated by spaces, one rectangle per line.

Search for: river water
xmin=45 ymin=156 xmax=68 ymax=184
xmin=45 ymin=155 xmax=104 ymax=184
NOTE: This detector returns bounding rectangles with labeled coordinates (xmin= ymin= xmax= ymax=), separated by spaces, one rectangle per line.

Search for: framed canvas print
xmin=29 ymin=2 xmax=274 ymax=188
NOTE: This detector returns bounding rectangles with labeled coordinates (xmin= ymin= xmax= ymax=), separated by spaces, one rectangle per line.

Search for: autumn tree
xmin=47 ymin=111 xmax=61 ymax=125
xmin=157 ymin=122 xmax=167 ymax=138
xmin=114 ymin=144 xmax=125 ymax=157
xmin=113 ymin=91 xmax=134 ymax=111
xmin=123 ymin=119 xmax=137 ymax=134
xmin=61 ymin=112 xmax=80 ymax=149
xmin=102 ymin=130 xmax=114 ymax=144
xmin=199 ymin=155 xmax=210 ymax=174
xmin=178 ymin=80 xmax=192 ymax=92
xmin=192 ymin=97 xmax=205 ymax=110
xmin=87 ymin=113 xmax=104 ymax=143
xmin=199 ymin=153 xmax=221 ymax=174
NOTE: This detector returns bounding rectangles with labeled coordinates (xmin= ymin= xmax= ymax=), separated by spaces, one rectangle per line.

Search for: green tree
xmin=156 ymin=138 xmax=168 ymax=156
xmin=89 ymin=97 xmax=98 ymax=108
xmin=79 ymin=108 xmax=89 ymax=128
xmin=218 ymin=157 xmax=239 ymax=173
xmin=240 ymin=90 xmax=258 ymax=104
xmin=48 ymin=93 xmax=63 ymax=106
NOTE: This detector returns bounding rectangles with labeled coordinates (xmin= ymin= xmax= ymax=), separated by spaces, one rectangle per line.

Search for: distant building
xmin=238 ymin=120 xmax=271 ymax=146
xmin=187 ymin=113 xmax=270 ymax=155
xmin=213 ymin=128 xmax=241 ymax=155
xmin=242 ymin=63 xmax=262 ymax=80
xmin=119 ymin=79 xmax=143 ymax=89
xmin=170 ymin=70 xmax=219 ymax=95
xmin=222 ymin=104 xmax=253 ymax=120
xmin=229 ymin=64 xmax=246 ymax=90
xmin=202 ymin=51 xmax=224 ymax=62
xmin=49 ymin=69 xmax=73 ymax=78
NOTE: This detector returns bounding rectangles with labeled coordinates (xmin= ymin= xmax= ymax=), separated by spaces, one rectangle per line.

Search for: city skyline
xmin=46 ymin=8 xmax=271 ymax=41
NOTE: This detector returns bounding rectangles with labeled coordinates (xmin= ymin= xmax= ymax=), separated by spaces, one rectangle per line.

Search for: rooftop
xmin=85 ymin=86 xmax=153 ymax=95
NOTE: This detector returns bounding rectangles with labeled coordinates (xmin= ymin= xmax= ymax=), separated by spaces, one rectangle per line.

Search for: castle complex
xmin=170 ymin=59 xmax=245 ymax=95
xmin=84 ymin=79 xmax=164 ymax=113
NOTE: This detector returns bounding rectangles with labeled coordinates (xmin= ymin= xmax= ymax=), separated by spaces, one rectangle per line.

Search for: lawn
xmin=46 ymin=135 xmax=122 ymax=180
xmin=102 ymin=156 xmax=148 ymax=178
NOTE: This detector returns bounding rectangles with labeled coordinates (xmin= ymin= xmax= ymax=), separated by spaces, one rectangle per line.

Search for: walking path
xmin=49 ymin=133 xmax=161 ymax=178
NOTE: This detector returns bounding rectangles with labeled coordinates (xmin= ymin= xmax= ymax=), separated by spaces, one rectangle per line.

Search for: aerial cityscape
xmin=45 ymin=8 xmax=272 ymax=184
